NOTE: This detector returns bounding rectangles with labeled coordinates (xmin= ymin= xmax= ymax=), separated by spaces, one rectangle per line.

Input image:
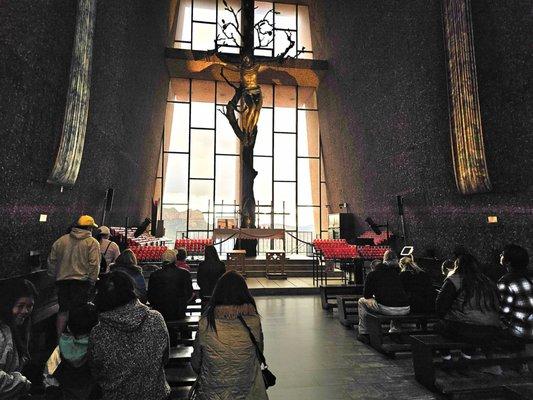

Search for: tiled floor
xmin=255 ymin=296 xmax=441 ymax=400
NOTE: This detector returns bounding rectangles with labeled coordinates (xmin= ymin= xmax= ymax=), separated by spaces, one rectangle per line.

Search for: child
xmin=44 ymin=303 xmax=99 ymax=400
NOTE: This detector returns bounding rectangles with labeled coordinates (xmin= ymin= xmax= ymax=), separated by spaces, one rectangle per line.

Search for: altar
xmin=213 ymin=228 xmax=286 ymax=255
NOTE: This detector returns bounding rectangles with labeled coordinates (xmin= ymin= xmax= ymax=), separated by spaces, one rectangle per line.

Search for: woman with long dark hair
xmin=0 ymin=279 xmax=37 ymax=398
xmin=399 ymin=257 xmax=436 ymax=313
xmin=196 ymin=245 xmax=226 ymax=299
xmin=436 ymin=254 xmax=502 ymax=365
xmin=191 ymin=271 xmax=268 ymax=400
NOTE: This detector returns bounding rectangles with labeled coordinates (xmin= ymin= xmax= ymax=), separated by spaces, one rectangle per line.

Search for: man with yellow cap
xmin=48 ymin=215 xmax=101 ymax=337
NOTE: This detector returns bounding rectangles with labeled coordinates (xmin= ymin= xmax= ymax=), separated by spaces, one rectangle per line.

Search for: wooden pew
xmin=364 ymin=312 xmax=439 ymax=358
xmin=411 ymin=334 xmax=533 ymax=399
xmin=336 ymin=295 xmax=361 ymax=327
xmin=320 ymin=284 xmax=363 ymax=310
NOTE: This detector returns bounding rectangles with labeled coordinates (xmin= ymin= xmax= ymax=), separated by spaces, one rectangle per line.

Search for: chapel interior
xmin=1 ymin=0 xmax=532 ymax=399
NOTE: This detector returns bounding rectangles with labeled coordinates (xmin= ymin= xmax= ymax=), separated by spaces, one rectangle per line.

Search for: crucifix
xmin=206 ymin=0 xmax=304 ymax=229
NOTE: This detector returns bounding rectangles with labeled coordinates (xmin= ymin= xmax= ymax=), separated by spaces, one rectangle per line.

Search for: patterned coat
xmin=191 ymin=304 xmax=268 ymax=400
xmin=0 ymin=323 xmax=30 ymax=399
xmin=88 ymin=300 xmax=170 ymax=400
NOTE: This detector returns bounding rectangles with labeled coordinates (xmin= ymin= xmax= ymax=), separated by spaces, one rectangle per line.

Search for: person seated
xmin=88 ymin=272 xmax=170 ymax=400
xmin=441 ymin=259 xmax=455 ymax=278
xmin=147 ymin=249 xmax=193 ymax=321
xmin=175 ymin=248 xmax=191 ymax=271
xmin=109 ymin=249 xmax=147 ymax=303
xmin=357 ymin=260 xmax=410 ymax=340
xmin=0 ymin=279 xmax=36 ymax=399
xmin=197 ymin=245 xmax=226 ymax=301
xmin=382 ymin=250 xmax=401 ymax=273
xmin=436 ymin=254 xmax=502 ymax=369
xmin=498 ymin=244 xmax=532 ymax=340
xmin=44 ymin=303 xmax=99 ymax=400
xmin=399 ymin=257 xmax=436 ymax=313
xmin=190 ymin=271 xmax=268 ymax=400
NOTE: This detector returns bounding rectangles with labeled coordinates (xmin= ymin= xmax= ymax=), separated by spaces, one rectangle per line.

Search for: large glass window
xmin=174 ymin=1 xmax=314 ymax=59
xmin=156 ymin=78 xmax=328 ymax=246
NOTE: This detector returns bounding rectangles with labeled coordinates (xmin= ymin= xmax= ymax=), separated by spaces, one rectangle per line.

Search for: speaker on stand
xmin=397 ymin=195 xmax=407 ymax=245
xmin=100 ymin=188 xmax=114 ymax=226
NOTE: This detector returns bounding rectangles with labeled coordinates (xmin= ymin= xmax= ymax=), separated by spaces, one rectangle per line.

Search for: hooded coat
xmin=88 ymin=300 xmax=170 ymax=400
xmin=191 ymin=304 xmax=268 ymax=400
xmin=110 ymin=250 xmax=147 ymax=303
xmin=47 ymin=228 xmax=100 ymax=283
xmin=0 ymin=323 xmax=30 ymax=400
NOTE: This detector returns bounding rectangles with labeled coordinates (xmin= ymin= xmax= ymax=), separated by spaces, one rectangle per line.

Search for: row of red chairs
xmin=130 ymin=246 xmax=168 ymax=262
xmin=174 ymin=239 xmax=213 ymax=253
xmin=357 ymin=245 xmax=390 ymax=259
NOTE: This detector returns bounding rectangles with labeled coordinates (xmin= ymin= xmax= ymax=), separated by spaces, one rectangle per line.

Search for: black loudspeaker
xmin=134 ymin=218 xmax=151 ymax=238
xmin=396 ymin=195 xmax=404 ymax=216
xmin=365 ymin=217 xmax=382 ymax=235
xmin=105 ymin=188 xmax=114 ymax=212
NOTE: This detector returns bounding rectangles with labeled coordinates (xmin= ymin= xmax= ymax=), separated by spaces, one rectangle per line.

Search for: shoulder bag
xmin=237 ymin=315 xmax=276 ymax=389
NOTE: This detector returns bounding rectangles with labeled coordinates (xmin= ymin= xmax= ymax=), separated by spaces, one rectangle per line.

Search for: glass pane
xmin=174 ymin=42 xmax=192 ymax=50
xmin=261 ymin=84 xmax=273 ymax=108
xmin=218 ymin=0 xmax=242 ymax=48
xmin=298 ymin=110 xmax=319 ymax=157
xmin=274 ymin=86 xmax=296 ymax=132
xmin=274 ymin=182 xmax=296 ymax=229
xmin=299 ymin=51 xmax=313 ymax=60
xmin=175 ymin=0 xmax=192 ymax=42
xmin=163 ymin=153 xmax=188 ymax=204
xmin=255 ymin=108 xmax=272 ymax=156
xmin=190 ymin=129 xmax=214 ymax=178
xmin=168 ymin=78 xmax=190 ymax=102
xmin=192 ymin=22 xmax=216 ymax=51
xmin=298 ymin=158 xmax=319 ymax=206
xmin=254 ymin=48 xmax=273 ymax=57
xmin=189 ymin=179 xmax=213 ymax=209
xmin=274 ymin=30 xmax=297 ymax=58
xmin=297 ymin=87 xmax=317 ymax=109
xmin=274 ymin=134 xmax=295 ymax=181
xmin=193 ymin=0 xmax=216 ymax=22
xmin=297 ymin=5 xmax=313 ymax=52
xmin=274 ymin=3 xmax=296 ymax=30
xmin=165 ymin=103 xmax=189 ymax=153
xmin=163 ymin=205 xmax=188 ymax=239
xmin=215 ymin=155 xmax=239 ymax=204
xmin=321 ymin=182 xmax=329 ymax=231
xmin=216 ymin=113 xmax=239 ymax=154
xmin=216 ymin=81 xmax=235 ymax=105
xmin=254 ymin=156 xmax=272 ymax=206
xmin=298 ymin=206 xmax=319 ymax=234
xmin=191 ymin=80 xmax=215 ymax=128
xmin=255 ymin=1 xmax=274 ymax=49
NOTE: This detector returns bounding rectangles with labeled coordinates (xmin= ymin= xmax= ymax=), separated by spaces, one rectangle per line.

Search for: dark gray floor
xmin=256 ymin=295 xmax=440 ymax=400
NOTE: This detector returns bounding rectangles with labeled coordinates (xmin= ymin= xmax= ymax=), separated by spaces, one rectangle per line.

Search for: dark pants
xmin=437 ymin=320 xmax=503 ymax=355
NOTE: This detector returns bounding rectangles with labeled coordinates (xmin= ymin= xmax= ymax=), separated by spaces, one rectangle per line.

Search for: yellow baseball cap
xmin=77 ymin=215 xmax=98 ymax=228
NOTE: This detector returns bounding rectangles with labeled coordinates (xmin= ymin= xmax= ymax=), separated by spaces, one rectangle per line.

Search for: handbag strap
xmin=103 ymin=241 xmax=112 ymax=256
xmin=237 ymin=315 xmax=267 ymax=366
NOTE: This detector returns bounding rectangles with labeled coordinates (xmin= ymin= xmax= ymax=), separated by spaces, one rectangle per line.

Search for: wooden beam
xmin=165 ymin=48 xmax=328 ymax=87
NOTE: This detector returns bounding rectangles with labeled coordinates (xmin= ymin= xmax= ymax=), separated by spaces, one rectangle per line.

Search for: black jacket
xmin=197 ymin=260 xmax=226 ymax=298
xmin=147 ymin=264 xmax=193 ymax=320
xmin=399 ymin=270 xmax=436 ymax=313
xmin=364 ymin=264 xmax=409 ymax=307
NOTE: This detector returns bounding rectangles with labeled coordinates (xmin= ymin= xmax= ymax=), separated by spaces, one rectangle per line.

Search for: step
xmin=166 ymin=365 xmax=197 ymax=387
xmin=169 ymin=386 xmax=193 ymax=400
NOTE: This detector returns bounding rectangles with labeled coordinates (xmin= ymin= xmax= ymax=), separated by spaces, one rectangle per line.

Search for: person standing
xmin=110 ymin=249 xmax=147 ymax=303
xmin=47 ymin=215 xmax=100 ymax=337
xmin=94 ymin=226 xmax=120 ymax=274
xmin=0 ymin=279 xmax=37 ymax=399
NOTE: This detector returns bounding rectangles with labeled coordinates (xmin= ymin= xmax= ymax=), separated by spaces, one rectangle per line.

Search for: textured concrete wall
xmin=0 ymin=0 xmax=169 ymax=277
xmin=309 ymin=0 xmax=532 ymax=262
